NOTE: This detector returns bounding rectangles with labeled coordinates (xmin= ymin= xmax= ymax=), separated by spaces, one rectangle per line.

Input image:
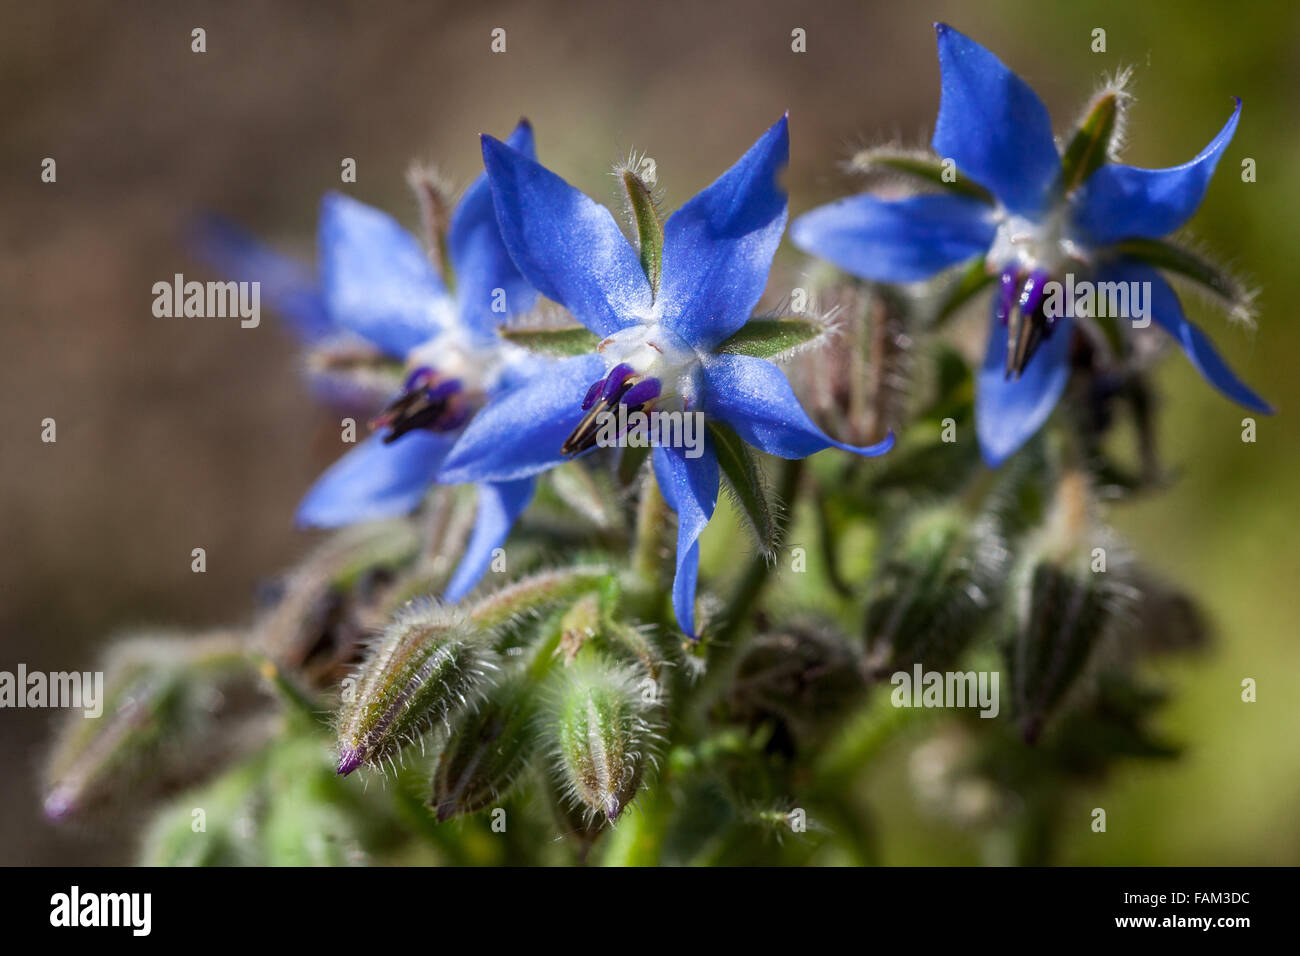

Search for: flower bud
xmin=252 ymin=520 xmax=421 ymax=687
xmin=467 ymin=565 xmax=611 ymax=632
xmin=863 ymin=505 xmax=996 ymax=678
xmin=43 ymin=631 xmax=266 ymax=822
xmin=546 ymin=657 xmax=657 ymax=822
xmin=730 ymin=621 xmax=864 ymax=749
xmin=429 ymin=674 xmax=538 ymax=821
xmin=1003 ymin=472 xmax=1135 ymax=742
xmin=336 ymin=603 xmax=496 ymax=775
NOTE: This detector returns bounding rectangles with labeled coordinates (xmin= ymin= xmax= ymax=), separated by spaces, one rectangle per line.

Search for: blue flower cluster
xmin=204 ymin=24 xmax=1268 ymax=639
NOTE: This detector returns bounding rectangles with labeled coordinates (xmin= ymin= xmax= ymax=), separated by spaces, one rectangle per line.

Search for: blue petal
xmin=790 ymin=193 xmax=995 ymax=283
xmin=481 ymin=135 xmax=652 ymax=336
xmin=932 ymin=23 xmax=1061 ymax=217
xmin=318 ymin=192 xmax=449 ymax=357
xmin=438 ymin=353 xmax=607 ymax=484
xmin=449 ymin=121 xmax=539 ymax=344
xmin=975 ymin=307 xmax=1074 ymax=467
xmin=192 ymin=216 xmax=334 ymax=343
xmin=443 ymin=478 xmax=536 ymax=603
xmin=657 ymin=115 xmax=789 ymax=350
xmin=1100 ymin=259 xmax=1272 ymax=413
xmin=296 ymin=431 xmax=452 ymax=527
xmin=701 ymin=354 xmax=895 ymax=458
xmin=1072 ymin=99 xmax=1241 ymax=244
xmin=652 ymin=443 xmax=719 ymax=640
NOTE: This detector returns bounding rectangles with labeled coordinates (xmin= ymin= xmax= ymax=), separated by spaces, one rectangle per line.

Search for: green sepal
xmin=930 ymin=256 xmax=995 ymax=329
xmin=1058 ymin=91 xmax=1120 ymax=196
xmin=429 ymin=673 xmax=540 ymax=821
xmin=848 ymin=147 xmax=994 ymax=204
xmin=469 ymin=565 xmax=612 ymax=632
xmin=499 ymin=325 xmax=601 ymax=356
xmin=717 ymin=317 xmax=824 ymax=360
xmin=1109 ymin=238 xmax=1253 ymax=319
xmin=708 ymin=421 xmax=779 ymax=556
xmin=622 ymin=167 xmax=664 ymax=293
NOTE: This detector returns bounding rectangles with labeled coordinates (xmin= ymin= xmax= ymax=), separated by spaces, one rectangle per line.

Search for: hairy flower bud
xmin=546 ymin=657 xmax=657 ymax=822
xmin=43 ymin=632 xmax=267 ymax=822
xmin=252 ymin=520 xmax=421 ymax=687
xmin=863 ymin=505 xmax=999 ymax=678
xmin=467 ymin=565 xmax=611 ymax=633
xmin=336 ymin=604 xmax=497 ymax=775
xmin=429 ymin=673 xmax=539 ymax=821
xmin=1003 ymin=472 xmax=1136 ymax=742
xmin=730 ymin=621 xmax=864 ymax=750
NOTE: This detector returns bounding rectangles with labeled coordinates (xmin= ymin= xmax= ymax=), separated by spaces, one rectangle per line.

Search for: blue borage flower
xmin=201 ymin=121 xmax=547 ymax=602
xmin=438 ymin=115 xmax=894 ymax=639
xmin=791 ymin=24 xmax=1271 ymax=466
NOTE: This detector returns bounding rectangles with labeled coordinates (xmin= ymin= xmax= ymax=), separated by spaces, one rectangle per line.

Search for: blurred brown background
xmin=2 ymin=0 xmax=1297 ymax=864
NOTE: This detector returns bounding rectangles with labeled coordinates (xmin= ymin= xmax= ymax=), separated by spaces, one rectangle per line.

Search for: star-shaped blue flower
xmin=437 ymin=115 xmax=893 ymax=638
xmin=791 ymin=24 xmax=1271 ymax=466
xmin=201 ymin=121 xmax=546 ymax=602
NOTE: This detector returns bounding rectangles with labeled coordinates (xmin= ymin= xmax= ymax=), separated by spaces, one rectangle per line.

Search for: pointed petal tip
xmin=978 ymin=443 xmax=1011 ymax=469
xmin=872 ymin=430 xmax=897 ymax=455
xmin=337 ymin=747 xmax=364 ymax=776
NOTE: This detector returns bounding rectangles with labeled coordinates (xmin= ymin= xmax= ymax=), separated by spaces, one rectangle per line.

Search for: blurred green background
xmin=1 ymin=0 xmax=1295 ymax=864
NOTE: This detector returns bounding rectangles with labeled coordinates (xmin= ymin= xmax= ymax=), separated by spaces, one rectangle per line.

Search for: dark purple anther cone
xmin=438 ymin=405 xmax=471 ymax=432
xmin=621 ymin=377 xmax=661 ymax=407
xmin=996 ymin=270 xmax=1019 ymax=324
xmin=426 ymin=378 xmax=463 ymax=402
xmin=404 ymin=366 xmax=435 ymax=391
xmin=1018 ymin=269 xmax=1051 ymax=317
xmin=337 ymin=747 xmax=364 ymax=776
xmin=581 ymin=378 xmax=605 ymax=410
xmin=600 ymin=363 xmax=635 ymax=401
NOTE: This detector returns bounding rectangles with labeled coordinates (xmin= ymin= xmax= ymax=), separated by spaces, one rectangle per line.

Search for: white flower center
xmin=986 ymin=205 xmax=1086 ymax=276
xmin=596 ymin=322 xmax=701 ymax=409
xmin=407 ymin=329 xmax=511 ymax=397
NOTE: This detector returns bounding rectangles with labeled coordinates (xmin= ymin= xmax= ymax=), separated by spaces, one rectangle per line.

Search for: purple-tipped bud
xmin=335 ymin=604 xmax=497 ymax=775
xmin=547 ymin=657 xmax=658 ymax=825
xmin=43 ymin=788 xmax=74 ymax=822
xmin=336 ymin=747 xmax=364 ymax=776
xmin=42 ymin=631 xmax=255 ymax=824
